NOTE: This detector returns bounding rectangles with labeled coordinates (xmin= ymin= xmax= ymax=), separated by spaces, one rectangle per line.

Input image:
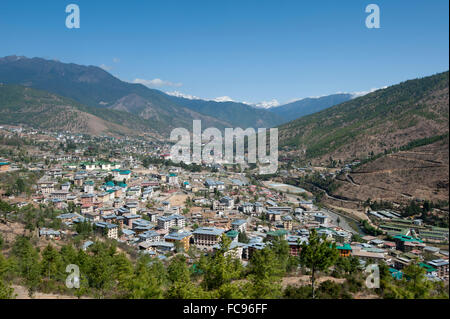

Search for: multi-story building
xmin=427 ymin=259 xmax=449 ymax=279
xmin=38 ymin=181 xmax=55 ymax=195
xmin=94 ymin=221 xmax=118 ymax=239
xmin=81 ymin=194 xmax=95 ymax=206
xmin=282 ymin=215 xmax=293 ymax=230
xmin=165 ymin=231 xmax=192 ymax=251
xmin=50 ymin=190 xmax=69 ymax=200
xmin=139 ymin=230 xmax=162 ymax=243
xmin=219 ymin=196 xmax=234 ymax=209
xmin=84 ymin=180 xmax=94 ymax=193
xmin=393 ymin=235 xmax=424 ymax=252
xmin=157 ymin=214 xmax=186 ymax=230
xmin=231 ymin=219 xmax=247 ymax=233
xmin=336 ymin=243 xmax=353 ymax=257
xmin=193 ymin=227 xmax=225 ymax=248
xmin=168 ymin=173 xmax=178 ymax=185
xmin=0 ymin=162 xmax=10 ymax=171
xmin=112 ymin=169 xmax=131 ymax=182
xmin=205 ymin=179 xmax=225 ymax=192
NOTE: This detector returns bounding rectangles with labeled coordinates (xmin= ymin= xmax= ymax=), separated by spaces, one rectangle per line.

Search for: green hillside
xmin=0 ymin=84 xmax=152 ymax=136
xmin=279 ymin=71 xmax=449 ymax=162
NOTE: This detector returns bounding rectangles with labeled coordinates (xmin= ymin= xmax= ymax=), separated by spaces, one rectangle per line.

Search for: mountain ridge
xmin=278 ymin=71 xmax=449 ymax=163
xmin=0 ymin=56 xmax=281 ymax=133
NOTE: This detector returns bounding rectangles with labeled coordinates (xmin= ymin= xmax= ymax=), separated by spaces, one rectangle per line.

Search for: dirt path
xmin=282 ymin=275 xmax=346 ymax=288
xmin=325 ymin=204 xmax=370 ymax=222
xmin=12 ymin=285 xmax=89 ymax=299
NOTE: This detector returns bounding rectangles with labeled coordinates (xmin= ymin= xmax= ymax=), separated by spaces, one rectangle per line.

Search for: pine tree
xmin=299 ymin=229 xmax=339 ymax=298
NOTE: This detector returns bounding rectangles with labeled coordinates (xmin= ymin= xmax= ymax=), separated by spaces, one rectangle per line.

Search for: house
xmin=336 ymin=243 xmax=352 ymax=257
xmin=121 ymin=229 xmax=136 ymax=242
xmin=82 ymin=240 xmax=94 ymax=251
xmin=162 ymin=201 xmax=171 ymax=210
xmin=165 ymin=231 xmax=192 ymax=251
xmin=205 ymin=179 xmax=225 ymax=192
xmin=313 ymin=212 xmax=328 ymax=225
xmin=213 ymin=241 xmax=245 ymax=261
xmin=125 ymin=202 xmax=138 ymax=215
xmin=139 ymin=230 xmax=162 ymax=243
xmin=266 ymin=229 xmax=288 ymax=241
xmin=226 ymin=230 xmax=239 ymax=243
xmin=287 ymin=235 xmax=306 ymax=256
xmin=81 ymin=194 xmax=95 ymax=206
xmin=268 ymin=207 xmax=293 ymax=213
xmin=393 ymin=235 xmax=424 ymax=252
xmin=139 ymin=241 xmax=174 ymax=253
xmin=393 ymin=256 xmax=412 ymax=270
xmin=104 ymin=181 xmax=115 ymax=190
xmin=244 ymin=242 xmax=266 ymax=260
xmin=98 ymin=192 xmax=110 ymax=203
xmin=282 ymin=215 xmax=293 ymax=230
xmin=427 ymin=259 xmax=449 ymax=279
xmin=56 ymin=213 xmax=80 ymax=224
xmin=38 ymin=181 xmax=55 ymax=195
xmin=254 ymin=202 xmax=264 ymax=215
xmin=52 ymin=198 xmax=65 ymax=210
xmin=219 ymin=196 xmax=234 ymax=209
xmin=94 ymin=221 xmax=118 ymax=239
xmin=83 ymin=180 xmax=94 ymax=193
xmin=146 ymin=211 xmax=159 ymax=222
xmin=240 ymin=202 xmax=253 ymax=214
xmin=132 ymin=219 xmax=153 ymax=233
xmin=267 ymin=210 xmax=281 ymax=222
xmin=81 ymin=162 xmax=97 ymax=171
xmin=351 ymin=247 xmax=386 ymax=262
xmin=157 ymin=214 xmax=186 ymax=231
xmin=193 ymin=227 xmax=225 ymax=248
xmin=113 ymin=169 xmax=131 ymax=182
xmin=39 ymin=228 xmax=61 ymax=240
xmin=83 ymin=210 xmax=100 ymax=222
xmin=74 ymin=176 xmax=84 ymax=187
xmin=61 ymin=182 xmax=71 ymax=192
xmin=0 ymin=162 xmax=11 ymax=171
xmin=231 ymin=219 xmax=247 ymax=233
xmin=102 ymin=214 xmax=122 ymax=227
xmin=50 ymin=191 xmax=69 ymax=200
xmin=266 ymin=200 xmax=277 ymax=207
xmin=123 ymin=213 xmax=141 ymax=227
xmin=168 ymin=173 xmax=178 ymax=185
xmin=333 ymin=230 xmax=352 ymax=243
xmin=299 ymin=200 xmax=314 ymax=211
xmin=419 ymin=263 xmax=438 ymax=277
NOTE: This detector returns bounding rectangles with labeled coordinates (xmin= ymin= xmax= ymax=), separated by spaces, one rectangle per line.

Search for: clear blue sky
xmin=0 ymin=0 xmax=448 ymax=104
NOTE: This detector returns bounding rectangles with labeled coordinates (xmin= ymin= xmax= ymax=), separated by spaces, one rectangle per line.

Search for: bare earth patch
xmin=11 ymin=285 xmax=89 ymax=299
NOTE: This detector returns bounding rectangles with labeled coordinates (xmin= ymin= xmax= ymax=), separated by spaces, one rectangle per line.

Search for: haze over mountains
xmin=268 ymin=94 xmax=353 ymax=121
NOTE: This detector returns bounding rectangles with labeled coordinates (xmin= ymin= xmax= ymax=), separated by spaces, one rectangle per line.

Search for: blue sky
xmin=0 ymin=0 xmax=448 ymax=105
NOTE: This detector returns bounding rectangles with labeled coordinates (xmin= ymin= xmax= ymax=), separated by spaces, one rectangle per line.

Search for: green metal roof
xmin=389 ymin=268 xmax=403 ymax=280
xmin=267 ymin=229 xmax=288 ymax=237
xmin=419 ymin=262 xmax=437 ymax=273
xmin=337 ymin=243 xmax=352 ymax=250
xmin=226 ymin=230 xmax=239 ymax=238
xmin=393 ymin=235 xmax=423 ymax=243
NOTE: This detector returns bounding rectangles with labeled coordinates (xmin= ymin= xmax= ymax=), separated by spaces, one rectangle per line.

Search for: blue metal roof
xmin=193 ymin=227 xmax=225 ymax=236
